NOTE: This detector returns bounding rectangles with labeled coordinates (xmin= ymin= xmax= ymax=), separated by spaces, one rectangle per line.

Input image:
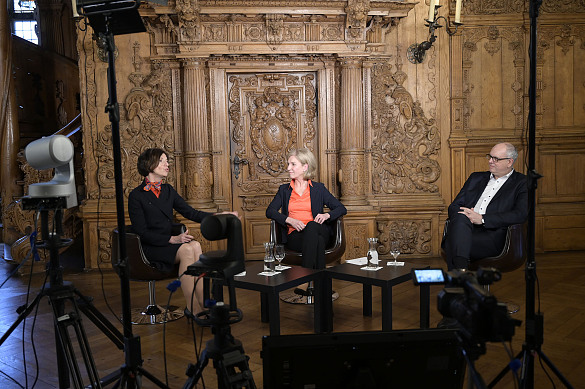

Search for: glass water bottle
xmin=264 ymin=242 xmax=275 ymax=273
xmin=367 ymin=238 xmax=379 ymax=268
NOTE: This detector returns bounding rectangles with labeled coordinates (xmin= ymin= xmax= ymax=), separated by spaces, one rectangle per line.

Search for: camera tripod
xmin=0 ymin=204 xmax=105 ymax=388
xmin=183 ymin=302 xmax=256 ymax=389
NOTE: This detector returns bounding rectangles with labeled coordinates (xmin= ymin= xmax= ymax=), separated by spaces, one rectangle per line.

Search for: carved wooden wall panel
xmin=462 ymin=25 xmax=525 ymax=134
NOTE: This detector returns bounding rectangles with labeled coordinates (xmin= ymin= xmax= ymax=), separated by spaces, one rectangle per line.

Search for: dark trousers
xmin=286 ymin=221 xmax=329 ymax=269
xmin=443 ymin=213 xmax=504 ymax=270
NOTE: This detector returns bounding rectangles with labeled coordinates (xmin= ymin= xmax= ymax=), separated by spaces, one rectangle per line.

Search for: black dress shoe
xmin=184 ymin=307 xmax=195 ymax=320
xmin=293 ymin=287 xmax=314 ymax=296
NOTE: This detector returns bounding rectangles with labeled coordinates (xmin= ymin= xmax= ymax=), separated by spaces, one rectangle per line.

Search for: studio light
xmin=75 ymin=0 xmax=146 ymax=35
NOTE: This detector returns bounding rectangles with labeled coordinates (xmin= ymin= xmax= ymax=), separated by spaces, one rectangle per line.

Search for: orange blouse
xmin=287 ymin=180 xmax=313 ymax=234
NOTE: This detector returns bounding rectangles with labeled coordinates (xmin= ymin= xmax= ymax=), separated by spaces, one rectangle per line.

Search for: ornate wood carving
xmin=228 ymin=72 xmax=317 ymax=192
xmin=142 ymin=0 xmax=415 ymax=57
xmin=370 ymin=62 xmax=440 ymax=194
xmin=376 ymin=218 xmax=432 ymax=256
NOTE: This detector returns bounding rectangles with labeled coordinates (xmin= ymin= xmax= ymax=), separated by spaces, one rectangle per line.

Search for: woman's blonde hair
xmin=288 ymin=148 xmax=317 ymax=180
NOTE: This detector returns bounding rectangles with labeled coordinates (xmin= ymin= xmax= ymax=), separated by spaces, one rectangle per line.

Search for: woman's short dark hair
xmin=137 ymin=148 xmax=167 ymax=177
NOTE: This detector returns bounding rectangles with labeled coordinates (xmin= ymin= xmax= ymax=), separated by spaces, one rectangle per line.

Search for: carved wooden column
xmin=181 ymin=58 xmax=215 ymax=211
xmin=339 ymin=57 xmax=368 ymax=208
xmin=1 ymin=5 xmax=23 ymax=250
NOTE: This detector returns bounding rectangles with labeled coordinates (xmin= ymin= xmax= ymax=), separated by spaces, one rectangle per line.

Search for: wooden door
xmin=227 ymin=72 xmax=318 ymax=258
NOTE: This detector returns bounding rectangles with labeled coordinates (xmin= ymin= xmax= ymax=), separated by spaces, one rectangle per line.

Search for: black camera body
xmin=413 ymin=268 xmax=521 ymax=347
xmin=186 ymin=214 xmax=245 ymax=279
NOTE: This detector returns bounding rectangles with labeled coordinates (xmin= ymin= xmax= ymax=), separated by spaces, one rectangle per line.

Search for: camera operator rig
xmin=413 ymin=267 xmax=521 ymax=388
xmin=182 ymin=214 xmax=256 ymax=389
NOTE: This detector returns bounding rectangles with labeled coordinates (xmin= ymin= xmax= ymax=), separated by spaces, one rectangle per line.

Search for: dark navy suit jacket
xmin=266 ymin=181 xmax=347 ymax=244
xmin=128 ymin=181 xmax=212 ymax=247
xmin=445 ymin=170 xmax=528 ymax=245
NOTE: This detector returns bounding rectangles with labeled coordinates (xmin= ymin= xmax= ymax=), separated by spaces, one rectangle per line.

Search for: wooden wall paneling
xmin=575 ymin=34 xmax=585 ymax=125
xmin=342 ymin=214 xmax=377 ymax=262
xmin=538 ymin=144 xmax=585 ymax=204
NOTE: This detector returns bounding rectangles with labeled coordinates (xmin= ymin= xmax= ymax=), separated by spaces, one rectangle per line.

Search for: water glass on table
xmin=388 ymin=241 xmax=401 ymax=266
xmin=274 ymin=244 xmax=286 ymax=271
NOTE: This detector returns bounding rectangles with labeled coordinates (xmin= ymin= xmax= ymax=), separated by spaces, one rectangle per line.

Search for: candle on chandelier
xmin=455 ymin=0 xmax=463 ymax=24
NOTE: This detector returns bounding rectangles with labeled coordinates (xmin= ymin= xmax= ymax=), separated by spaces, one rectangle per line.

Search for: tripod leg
xmin=183 ymin=350 xmax=210 ymax=389
xmin=486 ymin=349 xmax=522 ymax=388
xmin=0 ymin=292 xmax=43 ymax=346
xmin=74 ymin=289 xmax=125 ymax=349
xmin=537 ymin=351 xmax=574 ymax=389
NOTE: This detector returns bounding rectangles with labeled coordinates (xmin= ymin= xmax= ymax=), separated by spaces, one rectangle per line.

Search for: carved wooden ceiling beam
xmin=141 ymin=0 xmax=416 ymax=58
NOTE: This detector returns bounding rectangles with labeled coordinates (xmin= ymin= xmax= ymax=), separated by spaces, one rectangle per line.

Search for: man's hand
xmin=458 ymin=207 xmax=483 ymax=225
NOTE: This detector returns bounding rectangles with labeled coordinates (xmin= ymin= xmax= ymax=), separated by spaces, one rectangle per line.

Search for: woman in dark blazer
xmin=128 ymin=148 xmax=236 ymax=315
xmin=266 ymin=148 xmax=346 ymax=271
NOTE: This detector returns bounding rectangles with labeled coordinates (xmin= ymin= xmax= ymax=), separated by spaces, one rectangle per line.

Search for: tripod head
xmin=194 ymin=302 xmax=243 ymax=343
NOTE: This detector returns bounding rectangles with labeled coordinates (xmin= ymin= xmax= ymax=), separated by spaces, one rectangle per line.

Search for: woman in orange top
xmin=266 ymin=148 xmax=346 ymax=270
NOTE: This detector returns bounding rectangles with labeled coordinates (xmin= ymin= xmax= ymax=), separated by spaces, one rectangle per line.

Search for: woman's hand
xmin=314 ymin=213 xmax=330 ymax=224
xmin=286 ymin=217 xmax=305 ymax=231
xmin=169 ymin=229 xmax=194 ymax=244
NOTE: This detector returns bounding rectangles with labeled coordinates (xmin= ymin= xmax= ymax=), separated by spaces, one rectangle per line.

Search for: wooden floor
xmin=0 ymin=250 xmax=583 ymax=388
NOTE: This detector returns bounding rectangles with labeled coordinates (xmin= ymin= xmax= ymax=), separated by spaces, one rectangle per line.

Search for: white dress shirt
xmin=473 ymin=169 xmax=514 ymax=215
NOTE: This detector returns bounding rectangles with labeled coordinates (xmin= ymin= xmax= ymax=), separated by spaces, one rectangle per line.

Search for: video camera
xmin=186 ymin=214 xmax=245 ymax=279
xmin=412 ymin=268 xmax=521 ymax=348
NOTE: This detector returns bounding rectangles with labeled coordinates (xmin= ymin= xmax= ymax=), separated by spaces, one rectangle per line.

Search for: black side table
xmin=231 ymin=262 xmax=324 ymax=335
xmin=323 ymin=262 xmax=430 ymax=332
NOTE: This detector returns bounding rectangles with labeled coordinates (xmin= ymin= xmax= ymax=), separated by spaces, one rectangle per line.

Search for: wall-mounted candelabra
xmin=407 ymin=0 xmax=463 ymax=64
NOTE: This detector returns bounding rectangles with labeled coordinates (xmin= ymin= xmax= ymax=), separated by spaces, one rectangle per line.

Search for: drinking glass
xmin=274 ymin=244 xmax=285 ymax=270
xmin=263 ymin=242 xmax=275 ymax=274
xmin=389 ymin=241 xmax=401 ymax=266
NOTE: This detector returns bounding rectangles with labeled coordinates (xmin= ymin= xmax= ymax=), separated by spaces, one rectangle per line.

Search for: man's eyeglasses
xmin=486 ymin=154 xmax=512 ymax=162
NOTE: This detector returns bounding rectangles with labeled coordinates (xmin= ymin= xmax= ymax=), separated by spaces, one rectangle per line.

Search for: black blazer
xmin=266 ymin=181 xmax=347 ymax=244
xmin=448 ymin=170 xmax=528 ymax=230
xmin=128 ymin=180 xmax=212 ymax=247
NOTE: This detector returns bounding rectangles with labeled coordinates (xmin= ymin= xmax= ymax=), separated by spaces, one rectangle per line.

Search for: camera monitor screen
xmin=262 ymin=329 xmax=465 ymax=389
xmin=412 ymin=268 xmax=446 ymax=285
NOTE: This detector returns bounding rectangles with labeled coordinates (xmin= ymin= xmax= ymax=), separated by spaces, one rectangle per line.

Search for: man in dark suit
xmin=442 ymin=143 xmax=528 ymax=270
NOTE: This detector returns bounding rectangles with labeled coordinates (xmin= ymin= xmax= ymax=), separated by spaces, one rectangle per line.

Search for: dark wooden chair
xmin=269 ymin=218 xmax=345 ymax=304
xmin=111 ymin=224 xmax=185 ymax=324
xmin=440 ymin=220 xmax=526 ymax=273
xmin=269 ymin=217 xmax=346 ymax=267
xmin=441 ymin=220 xmax=526 ymax=313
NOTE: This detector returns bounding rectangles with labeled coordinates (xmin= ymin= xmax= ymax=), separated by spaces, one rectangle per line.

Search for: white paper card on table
xmin=347 ymin=257 xmax=368 ymax=265
xmin=360 ymin=266 xmax=383 ymax=271
xmin=234 ymin=271 xmax=247 ymax=277
xmin=257 ymin=271 xmax=282 ymax=276
xmin=387 ymin=262 xmax=405 ymax=267
xmin=275 ymin=265 xmax=291 ymax=271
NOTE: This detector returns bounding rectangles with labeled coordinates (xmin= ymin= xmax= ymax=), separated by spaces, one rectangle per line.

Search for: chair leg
xmin=130 ymin=280 xmax=184 ymax=325
xmin=482 ymin=284 xmax=520 ymax=315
